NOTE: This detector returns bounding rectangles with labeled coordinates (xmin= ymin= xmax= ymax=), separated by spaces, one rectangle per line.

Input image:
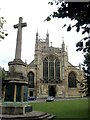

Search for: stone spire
xmin=14 ymin=17 xmax=27 ymax=60
xmin=35 ymin=30 xmax=39 ymax=50
xmin=36 ymin=30 xmax=39 ymax=42
xmin=46 ymin=30 xmax=49 ymax=40
xmin=62 ymin=37 xmax=65 ymax=52
xmin=46 ymin=30 xmax=49 ymax=46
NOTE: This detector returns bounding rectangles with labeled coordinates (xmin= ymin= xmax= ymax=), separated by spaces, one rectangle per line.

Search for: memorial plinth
xmin=2 ymin=62 xmax=32 ymax=115
xmin=2 ymin=17 xmax=32 ymax=115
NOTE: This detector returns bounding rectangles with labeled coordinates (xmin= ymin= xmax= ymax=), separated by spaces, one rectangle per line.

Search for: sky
xmin=0 ymin=0 xmax=86 ymax=70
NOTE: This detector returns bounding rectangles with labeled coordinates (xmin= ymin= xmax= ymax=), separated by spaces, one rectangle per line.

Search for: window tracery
xmin=43 ymin=55 xmax=60 ymax=83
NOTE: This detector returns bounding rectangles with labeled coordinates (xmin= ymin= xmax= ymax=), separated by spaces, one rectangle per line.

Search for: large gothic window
xmin=43 ymin=55 xmax=60 ymax=82
xmin=43 ymin=58 xmax=48 ymax=80
xmin=68 ymin=71 xmax=77 ymax=88
xmin=55 ymin=59 xmax=60 ymax=80
xmin=49 ymin=56 xmax=54 ymax=79
xmin=27 ymin=72 xmax=34 ymax=88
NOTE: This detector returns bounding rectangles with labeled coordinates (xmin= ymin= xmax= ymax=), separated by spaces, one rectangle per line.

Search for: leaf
xmin=82 ymin=30 xmax=86 ymax=34
xmin=62 ymin=24 xmax=66 ymax=28
xmin=48 ymin=2 xmax=53 ymax=5
xmin=47 ymin=16 xmax=51 ymax=21
xmin=0 ymin=35 xmax=4 ymax=39
xmin=67 ymin=25 xmax=71 ymax=31
xmin=44 ymin=16 xmax=51 ymax=22
xmin=84 ymin=37 xmax=88 ymax=40
xmin=5 ymin=33 xmax=8 ymax=36
xmin=76 ymin=27 xmax=80 ymax=32
xmin=83 ymin=48 xmax=87 ymax=52
xmin=86 ymin=40 xmax=90 ymax=47
xmin=76 ymin=41 xmax=83 ymax=47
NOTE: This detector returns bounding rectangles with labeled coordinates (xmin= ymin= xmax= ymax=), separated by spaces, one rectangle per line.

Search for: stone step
xmin=27 ymin=113 xmax=55 ymax=120
xmin=37 ymin=113 xmax=56 ymax=120
xmin=45 ymin=115 xmax=56 ymax=120
xmin=1 ymin=111 xmax=56 ymax=120
xmin=38 ymin=113 xmax=51 ymax=119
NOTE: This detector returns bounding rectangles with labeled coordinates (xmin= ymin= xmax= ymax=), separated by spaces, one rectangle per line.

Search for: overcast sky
xmin=0 ymin=0 xmax=86 ymax=70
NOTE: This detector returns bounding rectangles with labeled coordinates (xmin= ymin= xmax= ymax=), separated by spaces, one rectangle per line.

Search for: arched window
xmin=68 ymin=71 xmax=77 ymax=88
xmin=43 ymin=58 xmax=48 ymax=80
xmin=55 ymin=59 xmax=60 ymax=80
xmin=49 ymin=56 xmax=54 ymax=79
xmin=43 ymin=55 xmax=60 ymax=82
xmin=27 ymin=72 xmax=34 ymax=88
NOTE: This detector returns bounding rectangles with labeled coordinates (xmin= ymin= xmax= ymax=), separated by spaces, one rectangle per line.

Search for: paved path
xmin=28 ymin=97 xmax=88 ymax=103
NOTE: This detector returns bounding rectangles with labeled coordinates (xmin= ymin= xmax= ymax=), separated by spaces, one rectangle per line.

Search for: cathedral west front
xmin=27 ymin=31 xmax=84 ymax=98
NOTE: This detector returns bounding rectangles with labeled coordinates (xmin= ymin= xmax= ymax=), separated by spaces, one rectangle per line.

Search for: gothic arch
xmin=42 ymin=54 xmax=59 ymax=61
xmin=68 ymin=71 xmax=77 ymax=88
xmin=27 ymin=71 xmax=34 ymax=88
xmin=43 ymin=55 xmax=60 ymax=83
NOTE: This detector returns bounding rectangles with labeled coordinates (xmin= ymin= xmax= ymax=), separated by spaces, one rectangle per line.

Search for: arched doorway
xmin=49 ymin=86 xmax=56 ymax=97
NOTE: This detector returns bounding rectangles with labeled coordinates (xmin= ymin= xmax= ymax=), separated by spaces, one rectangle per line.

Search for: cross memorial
xmin=14 ymin=17 xmax=27 ymax=60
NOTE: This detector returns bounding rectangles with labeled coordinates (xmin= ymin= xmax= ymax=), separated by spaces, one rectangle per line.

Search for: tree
xmin=0 ymin=67 xmax=5 ymax=99
xmin=0 ymin=67 xmax=5 ymax=81
xmin=46 ymin=0 xmax=90 ymax=96
xmin=0 ymin=17 xmax=8 ymax=40
xmin=0 ymin=67 xmax=2 ymax=99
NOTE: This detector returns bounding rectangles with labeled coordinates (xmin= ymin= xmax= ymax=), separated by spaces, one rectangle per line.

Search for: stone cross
xmin=14 ymin=17 xmax=27 ymax=60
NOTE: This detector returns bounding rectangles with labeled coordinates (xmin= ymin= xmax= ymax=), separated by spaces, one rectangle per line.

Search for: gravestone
xmin=2 ymin=17 xmax=32 ymax=115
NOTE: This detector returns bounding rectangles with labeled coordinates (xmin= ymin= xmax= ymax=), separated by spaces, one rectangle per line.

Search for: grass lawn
xmin=29 ymin=98 xmax=89 ymax=119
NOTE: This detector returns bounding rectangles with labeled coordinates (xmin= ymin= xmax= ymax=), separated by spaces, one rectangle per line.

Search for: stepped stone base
xmin=1 ymin=111 xmax=56 ymax=120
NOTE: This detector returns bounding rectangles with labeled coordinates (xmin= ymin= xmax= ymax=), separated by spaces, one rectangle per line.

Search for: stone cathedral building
xmin=27 ymin=31 xmax=84 ymax=98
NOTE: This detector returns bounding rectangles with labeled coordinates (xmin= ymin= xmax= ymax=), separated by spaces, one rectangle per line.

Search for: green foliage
xmin=76 ymin=37 xmax=90 ymax=96
xmin=0 ymin=68 xmax=2 ymax=78
xmin=0 ymin=67 xmax=5 ymax=80
xmin=30 ymin=99 xmax=88 ymax=118
xmin=47 ymin=0 xmax=90 ymax=96
xmin=47 ymin=1 xmax=90 ymax=34
xmin=0 ymin=17 xmax=8 ymax=40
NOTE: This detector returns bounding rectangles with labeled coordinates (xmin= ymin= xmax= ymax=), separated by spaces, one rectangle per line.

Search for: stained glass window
xmin=43 ymin=58 xmax=48 ymax=80
xmin=43 ymin=55 xmax=60 ymax=82
xmin=55 ymin=59 xmax=60 ymax=80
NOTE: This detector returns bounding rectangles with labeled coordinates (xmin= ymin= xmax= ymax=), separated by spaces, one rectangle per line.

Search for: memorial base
xmin=2 ymin=104 xmax=32 ymax=115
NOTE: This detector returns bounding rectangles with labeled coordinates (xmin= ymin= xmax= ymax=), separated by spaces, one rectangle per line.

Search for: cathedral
xmin=2 ymin=18 xmax=85 ymax=115
xmin=26 ymin=31 xmax=84 ymax=98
